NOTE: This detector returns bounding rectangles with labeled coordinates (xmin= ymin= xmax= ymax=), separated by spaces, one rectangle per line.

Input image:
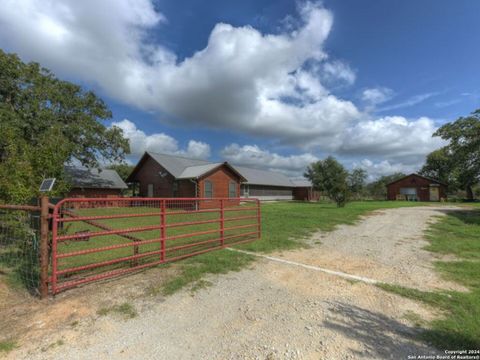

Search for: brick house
xmin=126 ymin=152 xmax=246 ymax=208
xmin=126 ymin=152 xmax=317 ymax=203
xmin=386 ymin=173 xmax=447 ymax=202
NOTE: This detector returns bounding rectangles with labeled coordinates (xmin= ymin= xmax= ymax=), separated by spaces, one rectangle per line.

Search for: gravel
xmin=9 ymin=206 xmax=456 ymax=360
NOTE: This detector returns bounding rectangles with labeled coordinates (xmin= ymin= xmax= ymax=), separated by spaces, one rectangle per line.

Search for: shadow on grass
xmin=323 ymin=302 xmax=437 ymax=358
xmin=446 ymin=209 xmax=480 ymax=225
xmin=434 ymin=208 xmax=480 ymax=225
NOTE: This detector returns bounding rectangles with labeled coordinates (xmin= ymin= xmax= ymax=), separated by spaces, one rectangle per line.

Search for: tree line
xmin=305 ymin=112 xmax=480 ymax=206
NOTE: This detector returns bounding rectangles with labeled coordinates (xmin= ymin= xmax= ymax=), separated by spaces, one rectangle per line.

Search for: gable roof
xmin=65 ymin=166 xmax=128 ymax=189
xmin=128 ymin=152 xmax=245 ymax=182
xmin=231 ymin=165 xmax=294 ymax=187
xmin=177 ymin=163 xmax=223 ymax=179
xmin=148 ymin=152 xmax=211 ymax=178
xmin=127 ymin=152 xmax=312 ymax=188
xmin=386 ymin=173 xmax=447 ymax=187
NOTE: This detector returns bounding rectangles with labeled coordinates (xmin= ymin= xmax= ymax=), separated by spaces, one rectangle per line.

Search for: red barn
xmin=386 ymin=174 xmax=447 ymax=202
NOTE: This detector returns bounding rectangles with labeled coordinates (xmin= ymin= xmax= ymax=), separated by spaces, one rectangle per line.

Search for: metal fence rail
xmin=51 ymin=197 xmax=260 ymax=294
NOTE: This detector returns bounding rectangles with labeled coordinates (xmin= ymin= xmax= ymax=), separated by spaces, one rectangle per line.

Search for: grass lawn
xmin=379 ymin=206 xmax=480 ymax=349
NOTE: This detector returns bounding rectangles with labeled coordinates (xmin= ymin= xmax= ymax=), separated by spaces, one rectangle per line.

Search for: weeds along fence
xmin=0 ymin=198 xmax=49 ymax=297
xmin=51 ymin=197 xmax=261 ymax=294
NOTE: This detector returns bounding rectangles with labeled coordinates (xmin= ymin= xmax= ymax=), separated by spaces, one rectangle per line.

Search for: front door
xmin=429 ymin=187 xmax=439 ymax=201
xmin=147 ymin=183 xmax=154 ymax=197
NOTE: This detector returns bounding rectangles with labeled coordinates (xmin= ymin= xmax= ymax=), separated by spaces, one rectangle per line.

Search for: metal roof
xmin=232 ymin=165 xmax=293 ymax=187
xmin=65 ymin=166 xmax=128 ymax=189
xmin=178 ymin=163 xmax=223 ymax=179
xmin=147 ymin=152 xmax=211 ymax=178
xmin=132 ymin=152 xmax=311 ymax=187
xmin=290 ymin=179 xmax=312 ymax=187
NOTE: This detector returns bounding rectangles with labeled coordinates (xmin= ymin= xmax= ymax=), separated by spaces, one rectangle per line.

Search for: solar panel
xmin=39 ymin=178 xmax=56 ymax=192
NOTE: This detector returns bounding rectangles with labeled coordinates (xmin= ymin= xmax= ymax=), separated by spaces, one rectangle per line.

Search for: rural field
xmin=2 ymin=200 xmax=478 ymax=359
xmin=1 ymin=2 xmax=479 ymax=359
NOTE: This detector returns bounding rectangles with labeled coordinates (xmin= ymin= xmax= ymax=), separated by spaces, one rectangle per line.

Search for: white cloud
xmin=0 ymin=0 xmax=445 ymax=170
xmin=377 ymin=92 xmax=439 ymax=112
xmin=112 ymin=119 xmax=210 ymax=159
xmin=0 ymin=1 xmax=360 ymax=147
xmin=221 ymin=143 xmax=318 ymax=176
xmin=355 ymin=159 xmax=417 ymax=181
xmin=361 ymin=87 xmax=394 ymax=105
xmin=338 ymin=116 xmax=446 ymax=163
xmin=321 ymin=60 xmax=356 ymax=86
xmin=185 ymin=140 xmax=211 ymax=159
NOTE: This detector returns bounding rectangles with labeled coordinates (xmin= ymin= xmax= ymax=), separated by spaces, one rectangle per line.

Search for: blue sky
xmin=0 ymin=0 xmax=478 ymax=179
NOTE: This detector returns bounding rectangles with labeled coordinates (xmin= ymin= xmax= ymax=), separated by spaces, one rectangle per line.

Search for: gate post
xmin=39 ymin=196 xmax=49 ymax=298
xmin=161 ymin=199 xmax=166 ymax=261
xmin=220 ymin=199 xmax=225 ymax=247
xmin=256 ymin=199 xmax=261 ymax=239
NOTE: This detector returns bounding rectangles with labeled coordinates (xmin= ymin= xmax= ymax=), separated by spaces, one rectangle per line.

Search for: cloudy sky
xmin=1 ymin=0 xmax=479 ymax=179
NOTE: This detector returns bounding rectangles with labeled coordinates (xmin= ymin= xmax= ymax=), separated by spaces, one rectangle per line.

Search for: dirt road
xmin=10 ymin=206 xmax=458 ymax=359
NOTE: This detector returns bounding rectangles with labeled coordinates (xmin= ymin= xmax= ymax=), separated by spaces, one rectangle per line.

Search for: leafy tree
xmin=431 ymin=110 xmax=480 ymax=200
xmin=365 ymin=172 xmax=406 ymax=200
xmin=0 ymin=51 xmax=130 ymax=203
xmin=305 ymin=156 xmax=350 ymax=207
xmin=420 ymin=147 xmax=456 ymax=187
xmin=107 ymin=164 xmax=135 ymax=182
xmin=348 ymin=168 xmax=367 ymax=198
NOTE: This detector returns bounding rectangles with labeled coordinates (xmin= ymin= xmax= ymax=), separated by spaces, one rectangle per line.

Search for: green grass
xmin=97 ymin=302 xmax=138 ymax=319
xmin=0 ymin=340 xmax=16 ymax=354
xmin=379 ymin=207 xmax=480 ymax=349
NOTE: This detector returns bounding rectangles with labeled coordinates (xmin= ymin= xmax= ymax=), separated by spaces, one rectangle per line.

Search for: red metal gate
xmin=51 ymin=197 xmax=260 ymax=294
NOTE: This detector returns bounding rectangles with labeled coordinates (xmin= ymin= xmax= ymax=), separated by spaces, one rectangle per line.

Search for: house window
xmin=229 ymin=181 xmax=237 ymax=198
xmin=204 ymin=180 xmax=213 ymax=198
xmin=172 ymin=182 xmax=178 ymax=197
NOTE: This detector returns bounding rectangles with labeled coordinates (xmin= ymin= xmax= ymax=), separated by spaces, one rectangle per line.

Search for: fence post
xmin=39 ymin=196 xmax=49 ymax=298
xmin=220 ymin=199 xmax=225 ymax=247
xmin=256 ymin=199 xmax=261 ymax=239
xmin=161 ymin=199 xmax=166 ymax=261
xmin=50 ymin=201 xmax=59 ymax=295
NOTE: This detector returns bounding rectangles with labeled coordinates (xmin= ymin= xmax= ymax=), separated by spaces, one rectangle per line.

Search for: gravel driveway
xmin=9 ymin=206 xmax=458 ymax=360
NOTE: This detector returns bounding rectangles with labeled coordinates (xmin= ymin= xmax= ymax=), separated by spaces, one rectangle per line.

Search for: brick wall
xmin=132 ymin=156 xmax=175 ymax=197
xmin=198 ymin=166 xmax=241 ymax=208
